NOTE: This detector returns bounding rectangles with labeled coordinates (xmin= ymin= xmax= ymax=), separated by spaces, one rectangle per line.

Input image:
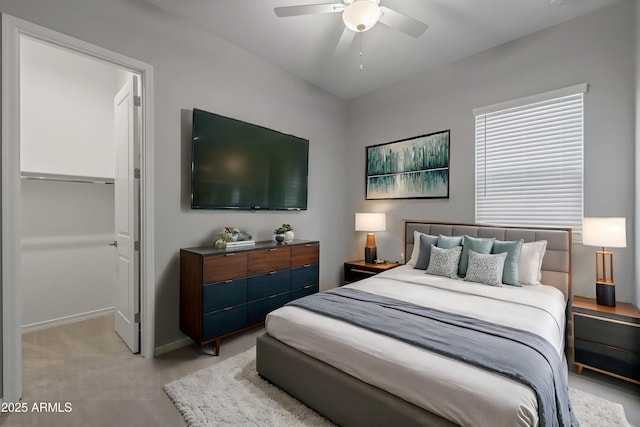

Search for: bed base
xmin=256 ymin=333 xmax=457 ymax=427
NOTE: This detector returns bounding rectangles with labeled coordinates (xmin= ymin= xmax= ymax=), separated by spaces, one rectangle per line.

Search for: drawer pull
xmin=305 ymin=244 xmax=313 ymax=247
xmin=351 ymin=269 xmax=376 ymax=275
xmin=224 ymin=253 xmax=235 ymax=257
xmin=269 ymin=271 xmax=278 ymax=275
xmin=303 ymin=264 xmax=311 ymax=268
xmin=223 ymin=306 xmax=233 ymax=311
xmin=268 ymin=295 xmax=277 ymax=299
xmin=304 ymin=284 xmax=314 ymax=289
xmin=268 ymin=248 xmax=278 ymax=252
xmin=224 ymin=279 xmax=233 ymax=283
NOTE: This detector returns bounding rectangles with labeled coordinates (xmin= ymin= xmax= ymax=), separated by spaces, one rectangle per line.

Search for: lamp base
xmin=364 ymin=246 xmax=377 ymax=264
xmin=596 ymin=282 xmax=616 ymax=307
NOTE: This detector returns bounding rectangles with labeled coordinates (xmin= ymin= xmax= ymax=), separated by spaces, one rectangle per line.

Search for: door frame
xmin=1 ymin=14 xmax=156 ymax=402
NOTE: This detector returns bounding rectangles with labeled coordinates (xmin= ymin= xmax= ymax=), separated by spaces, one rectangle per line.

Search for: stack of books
xmin=225 ymin=240 xmax=255 ymax=249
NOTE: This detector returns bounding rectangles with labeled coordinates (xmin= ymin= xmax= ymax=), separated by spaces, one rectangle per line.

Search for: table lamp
xmin=355 ymin=213 xmax=386 ymax=263
xmin=582 ymin=217 xmax=626 ymax=307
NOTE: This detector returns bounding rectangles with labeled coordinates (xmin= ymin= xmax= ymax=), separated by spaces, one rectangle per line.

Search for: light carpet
xmin=164 ymin=347 xmax=630 ymax=427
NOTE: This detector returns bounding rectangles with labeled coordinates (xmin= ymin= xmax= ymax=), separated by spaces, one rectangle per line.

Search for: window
xmin=474 ymin=84 xmax=585 ymax=235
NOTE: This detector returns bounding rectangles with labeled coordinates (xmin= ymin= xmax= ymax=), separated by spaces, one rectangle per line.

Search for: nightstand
xmin=572 ymin=296 xmax=640 ymax=385
xmin=343 ymin=260 xmax=401 ymax=285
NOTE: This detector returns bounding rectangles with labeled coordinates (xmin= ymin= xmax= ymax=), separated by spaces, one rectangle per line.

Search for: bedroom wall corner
xmin=634 ymin=0 xmax=640 ymax=309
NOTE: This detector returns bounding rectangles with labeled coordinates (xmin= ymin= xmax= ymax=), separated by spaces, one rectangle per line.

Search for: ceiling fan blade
xmin=334 ymin=26 xmax=356 ymax=56
xmin=274 ymin=3 xmax=345 ymax=18
xmin=378 ymin=6 xmax=428 ymax=38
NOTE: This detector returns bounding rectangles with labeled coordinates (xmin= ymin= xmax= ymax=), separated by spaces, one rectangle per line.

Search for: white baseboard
xmin=22 ymin=307 xmax=115 ymax=333
xmin=155 ymin=337 xmax=193 ymax=356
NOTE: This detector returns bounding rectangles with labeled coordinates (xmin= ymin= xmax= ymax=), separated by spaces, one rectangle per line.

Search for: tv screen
xmin=191 ymin=109 xmax=309 ymax=210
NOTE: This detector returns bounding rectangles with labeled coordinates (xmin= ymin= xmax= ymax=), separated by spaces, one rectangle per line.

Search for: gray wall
xmin=348 ymin=0 xmax=637 ymax=304
xmin=0 ymin=0 xmax=351 ymax=353
xmin=635 ymin=0 xmax=640 ymax=309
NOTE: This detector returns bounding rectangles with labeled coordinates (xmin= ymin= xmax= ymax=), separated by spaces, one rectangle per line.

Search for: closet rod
xmin=21 ymin=172 xmax=114 ymax=185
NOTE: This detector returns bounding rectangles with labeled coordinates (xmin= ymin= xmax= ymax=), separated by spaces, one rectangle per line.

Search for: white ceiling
xmin=142 ymin=0 xmax=621 ymax=100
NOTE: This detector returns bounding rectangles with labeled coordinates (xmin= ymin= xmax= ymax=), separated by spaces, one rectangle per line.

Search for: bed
xmin=256 ymin=221 xmax=573 ymax=426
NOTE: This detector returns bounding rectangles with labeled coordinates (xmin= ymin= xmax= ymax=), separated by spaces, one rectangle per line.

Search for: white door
xmin=113 ymin=75 xmax=141 ymax=353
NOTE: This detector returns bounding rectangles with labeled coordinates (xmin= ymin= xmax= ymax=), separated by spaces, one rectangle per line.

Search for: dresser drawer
xmin=574 ymin=313 xmax=640 ymax=353
xmin=574 ymin=339 xmax=640 ymax=382
xmin=202 ymin=304 xmax=247 ymax=340
xmin=203 ymin=252 xmax=247 ymax=283
xmin=247 ymin=292 xmax=290 ymax=324
xmin=291 ymin=243 xmax=319 ymax=267
xmin=290 ymin=284 xmax=319 ymax=301
xmin=248 ymin=270 xmax=291 ymax=301
xmin=202 ymin=278 xmax=247 ymax=314
xmin=248 ymin=247 xmax=291 ymax=275
xmin=290 ymin=264 xmax=319 ymax=290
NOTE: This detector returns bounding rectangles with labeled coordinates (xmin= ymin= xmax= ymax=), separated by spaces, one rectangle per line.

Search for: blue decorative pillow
xmin=492 ymin=239 xmax=524 ymax=286
xmin=426 ymin=245 xmax=462 ymax=279
xmin=436 ymin=234 xmax=463 ymax=249
xmin=459 ymin=235 xmax=495 ymax=277
xmin=464 ymin=250 xmax=507 ymax=287
xmin=414 ymin=234 xmax=439 ymax=270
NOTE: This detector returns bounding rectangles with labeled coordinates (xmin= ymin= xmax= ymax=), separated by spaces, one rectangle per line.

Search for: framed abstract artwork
xmin=366 ymin=130 xmax=450 ymax=200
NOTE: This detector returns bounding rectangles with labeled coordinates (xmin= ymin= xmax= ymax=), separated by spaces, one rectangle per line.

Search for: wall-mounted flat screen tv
xmin=191 ymin=108 xmax=309 ymax=210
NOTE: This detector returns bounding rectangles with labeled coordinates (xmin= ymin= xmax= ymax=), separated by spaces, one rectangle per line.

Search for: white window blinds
xmin=474 ymin=84 xmax=585 ymax=233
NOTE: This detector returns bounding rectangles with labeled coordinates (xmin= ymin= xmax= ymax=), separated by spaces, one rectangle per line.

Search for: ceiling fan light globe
xmin=342 ymin=0 xmax=381 ymax=32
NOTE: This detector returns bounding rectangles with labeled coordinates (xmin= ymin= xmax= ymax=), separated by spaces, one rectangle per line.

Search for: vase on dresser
xmin=284 ymin=230 xmax=294 ymax=242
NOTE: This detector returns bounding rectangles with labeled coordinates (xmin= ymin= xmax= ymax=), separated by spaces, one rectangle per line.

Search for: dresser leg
xmin=212 ymin=338 xmax=221 ymax=356
xmin=577 ymin=365 xmax=583 ymax=374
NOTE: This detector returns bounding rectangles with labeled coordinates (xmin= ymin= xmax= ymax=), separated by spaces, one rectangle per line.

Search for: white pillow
xmin=518 ymin=240 xmax=547 ymax=286
xmin=407 ymin=231 xmax=437 ymax=266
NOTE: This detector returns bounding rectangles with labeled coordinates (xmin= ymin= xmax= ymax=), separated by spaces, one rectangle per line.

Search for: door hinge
xmin=134 ymin=168 xmax=141 ymax=179
xmin=134 ymin=95 xmax=141 ymax=107
xmin=134 ymin=313 xmax=140 ymax=323
xmin=134 ymin=241 xmax=140 ymax=251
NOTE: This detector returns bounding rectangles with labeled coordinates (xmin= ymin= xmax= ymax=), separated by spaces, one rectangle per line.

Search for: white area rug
xmin=164 ymin=346 xmax=630 ymax=427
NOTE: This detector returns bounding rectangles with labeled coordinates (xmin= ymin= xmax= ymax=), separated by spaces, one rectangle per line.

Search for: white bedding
xmin=265 ymin=265 xmax=568 ymax=427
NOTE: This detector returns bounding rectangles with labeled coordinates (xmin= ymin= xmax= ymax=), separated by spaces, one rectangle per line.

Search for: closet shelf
xmin=21 ymin=172 xmax=114 ymax=185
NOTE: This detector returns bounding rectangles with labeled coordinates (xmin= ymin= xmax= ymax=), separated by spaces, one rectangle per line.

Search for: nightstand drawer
xmin=574 ymin=314 xmax=640 ymax=353
xmin=574 ymin=339 xmax=640 ymax=382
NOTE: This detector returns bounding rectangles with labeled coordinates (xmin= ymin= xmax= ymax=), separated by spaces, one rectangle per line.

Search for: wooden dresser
xmin=572 ymin=296 xmax=640 ymax=384
xmin=180 ymin=240 xmax=319 ymax=355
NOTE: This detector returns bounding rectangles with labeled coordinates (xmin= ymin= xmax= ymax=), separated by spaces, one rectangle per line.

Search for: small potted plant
xmin=273 ymin=225 xmax=287 ymax=244
xmin=274 ymin=224 xmax=294 ymax=243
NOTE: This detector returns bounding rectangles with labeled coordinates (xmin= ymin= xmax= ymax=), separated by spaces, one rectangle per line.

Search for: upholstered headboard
xmin=404 ymin=220 xmax=572 ymax=300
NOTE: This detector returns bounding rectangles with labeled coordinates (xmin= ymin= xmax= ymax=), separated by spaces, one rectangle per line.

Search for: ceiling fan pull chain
xmin=359 ymin=32 xmax=363 ymax=72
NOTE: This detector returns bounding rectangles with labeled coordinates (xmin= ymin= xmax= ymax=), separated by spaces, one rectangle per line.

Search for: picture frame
xmin=366 ymin=130 xmax=450 ymax=200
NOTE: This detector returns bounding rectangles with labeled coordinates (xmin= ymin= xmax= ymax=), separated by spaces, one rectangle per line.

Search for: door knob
xmin=109 ymin=241 xmax=118 ymax=247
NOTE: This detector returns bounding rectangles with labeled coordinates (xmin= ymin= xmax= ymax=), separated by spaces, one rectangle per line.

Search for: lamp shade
xmin=583 ymin=217 xmax=626 ymax=248
xmin=342 ymin=0 xmax=381 ymax=32
xmin=355 ymin=213 xmax=386 ymax=232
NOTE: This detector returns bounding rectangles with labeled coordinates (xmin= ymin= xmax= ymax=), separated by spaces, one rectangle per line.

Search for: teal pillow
xmin=414 ymin=234 xmax=439 ymax=270
xmin=436 ymin=234 xmax=463 ymax=249
xmin=459 ymin=235 xmax=495 ymax=277
xmin=492 ymin=239 xmax=524 ymax=286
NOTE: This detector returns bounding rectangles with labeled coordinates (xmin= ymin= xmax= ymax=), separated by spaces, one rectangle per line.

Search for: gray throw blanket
xmin=287 ymin=288 xmax=577 ymax=427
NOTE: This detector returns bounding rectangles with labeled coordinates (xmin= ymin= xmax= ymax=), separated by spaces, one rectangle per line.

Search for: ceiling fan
xmin=274 ymin=0 xmax=429 ymax=38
